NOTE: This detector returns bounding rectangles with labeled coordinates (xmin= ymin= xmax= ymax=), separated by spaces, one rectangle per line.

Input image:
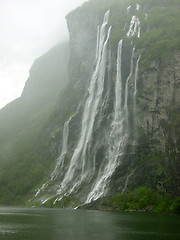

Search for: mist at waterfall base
xmin=0 ymin=0 xmax=86 ymax=109
xmin=0 ymin=207 xmax=180 ymax=240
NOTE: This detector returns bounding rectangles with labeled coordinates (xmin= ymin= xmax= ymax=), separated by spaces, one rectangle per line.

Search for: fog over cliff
xmin=0 ymin=0 xmax=86 ymax=109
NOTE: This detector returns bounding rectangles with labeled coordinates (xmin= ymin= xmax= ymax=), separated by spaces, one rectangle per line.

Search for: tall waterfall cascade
xmin=86 ymin=39 xmax=124 ymax=203
xmin=34 ymin=6 xmax=141 ymax=205
xmin=56 ymin=10 xmax=112 ymax=196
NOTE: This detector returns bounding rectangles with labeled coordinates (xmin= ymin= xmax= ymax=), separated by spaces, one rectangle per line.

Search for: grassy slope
xmin=80 ymin=187 xmax=180 ymax=213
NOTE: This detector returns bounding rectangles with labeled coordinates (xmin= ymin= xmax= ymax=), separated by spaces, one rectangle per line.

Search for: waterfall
xmin=133 ymin=54 xmax=140 ymax=113
xmin=124 ymin=48 xmax=141 ymax=142
xmin=122 ymin=171 xmax=134 ymax=193
xmin=124 ymin=47 xmax=135 ymax=133
xmin=86 ymin=40 xmax=124 ymax=203
xmin=56 ymin=10 xmax=112 ymax=195
xmin=34 ymin=8 xmax=142 ymax=205
xmin=50 ymin=115 xmax=74 ymax=181
xmin=127 ymin=5 xmax=131 ymax=14
xmin=136 ymin=3 xmax=140 ymax=11
xmin=95 ymin=25 xmax=100 ymax=61
xmin=127 ymin=16 xmax=141 ymax=38
xmin=145 ymin=14 xmax=149 ymax=32
xmin=133 ymin=54 xmax=140 ymax=140
xmin=145 ymin=13 xmax=148 ymax=21
xmin=86 ymin=44 xmax=140 ymax=202
xmin=86 ymin=42 xmax=140 ymax=203
xmin=114 ymin=40 xmax=123 ymax=119
xmin=34 ymin=115 xmax=75 ymax=197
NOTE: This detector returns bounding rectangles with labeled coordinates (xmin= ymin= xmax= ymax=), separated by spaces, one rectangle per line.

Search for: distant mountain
xmin=0 ymin=42 xmax=69 ymax=204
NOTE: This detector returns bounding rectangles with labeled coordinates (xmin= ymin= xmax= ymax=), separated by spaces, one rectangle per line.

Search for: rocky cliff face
xmin=110 ymin=53 xmax=180 ymax=198
xmin=138 ymin=55 xmax=180 ymax=150
xmin=136 ymin=53 xmax=180 ymax=195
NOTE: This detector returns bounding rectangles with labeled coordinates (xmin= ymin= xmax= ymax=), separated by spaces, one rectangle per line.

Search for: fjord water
xmin=0 ymin=207 xmax=180 ymax=240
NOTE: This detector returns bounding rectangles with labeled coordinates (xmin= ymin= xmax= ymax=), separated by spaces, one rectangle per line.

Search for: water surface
xmin=0 ymin=207 xmax=180 ymax=240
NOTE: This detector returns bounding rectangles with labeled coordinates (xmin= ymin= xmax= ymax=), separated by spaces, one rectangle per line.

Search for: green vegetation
xmin=0 ymin=43 xmax=70 ymax=205
xmin=99 ymin=187 xmax=180 ymax=213
xmin=136 ymin=6 xmax=180 ymax=66
xmin=76 ymin=0 xmax=180 ymax=65
xmin=0 ymin=84 xmax=82 ymax=206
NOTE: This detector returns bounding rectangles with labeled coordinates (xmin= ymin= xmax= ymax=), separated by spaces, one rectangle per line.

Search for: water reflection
xmin=0 ymin=207 xmax=180 ymax=240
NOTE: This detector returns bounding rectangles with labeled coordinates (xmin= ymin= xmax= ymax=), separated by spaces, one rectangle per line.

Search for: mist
xmin=0 ymin=0 xmax=87 ymax=109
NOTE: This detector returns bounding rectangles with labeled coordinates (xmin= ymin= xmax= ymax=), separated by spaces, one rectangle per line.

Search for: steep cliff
xmin=31 ymin=0 xmax=180 ymax=207
xmin=0 ymin=0 xmax=179 ymax=207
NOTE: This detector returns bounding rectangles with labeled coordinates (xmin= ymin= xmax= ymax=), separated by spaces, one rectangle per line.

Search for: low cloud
xmin=0 ymin=0 xmax=87 ymax=109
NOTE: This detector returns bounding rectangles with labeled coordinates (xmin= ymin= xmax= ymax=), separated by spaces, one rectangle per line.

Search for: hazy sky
xmin=0 ymin=0 xmax=87 ymax=109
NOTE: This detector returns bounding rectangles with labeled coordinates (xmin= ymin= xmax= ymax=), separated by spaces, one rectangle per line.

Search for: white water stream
xmin=86 ymin=39 xmax=124 ymax=202
xmin=127 ymin=16 xmax=141 ymax=38
xmin=56 ymin=10 xmax=112 ymax=196
xmin=34 ymin=7 xmax=141 ymax=204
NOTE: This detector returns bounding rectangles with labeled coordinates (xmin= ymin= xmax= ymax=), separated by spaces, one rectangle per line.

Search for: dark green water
xmin=0 ymin=207 xmax=180 ymax=240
